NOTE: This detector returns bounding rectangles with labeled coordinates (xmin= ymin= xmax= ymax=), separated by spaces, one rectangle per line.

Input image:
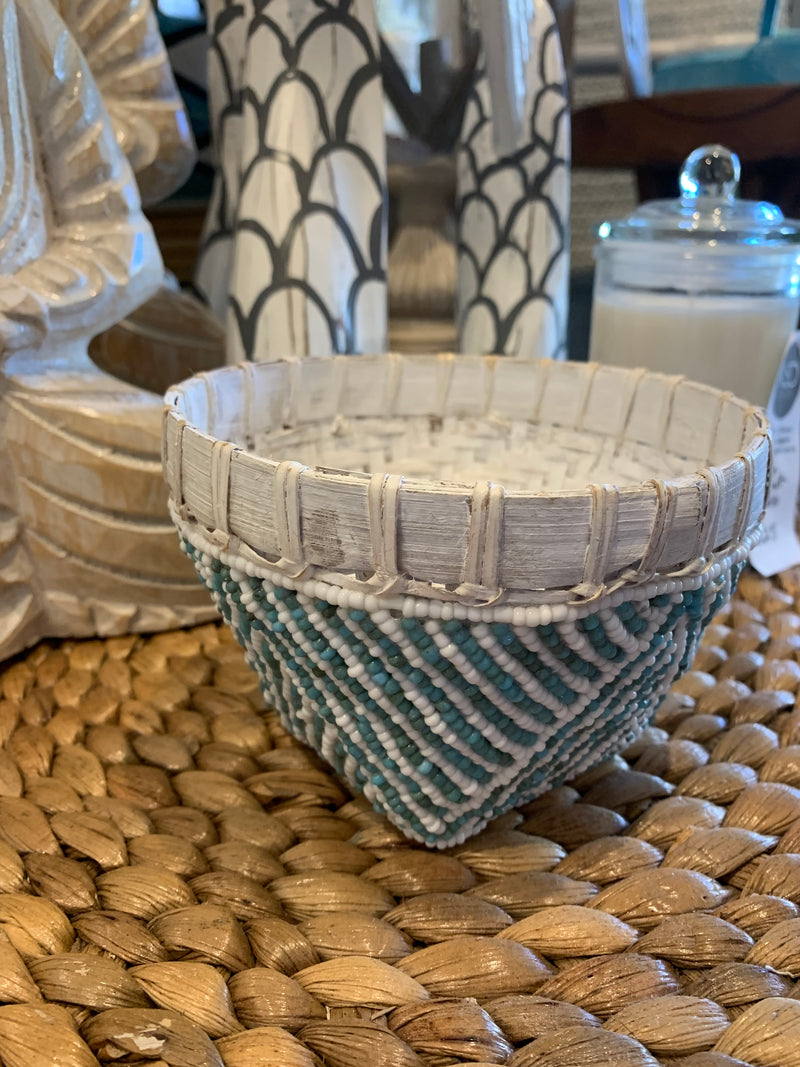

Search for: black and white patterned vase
xmin=194 ymin=0 xmax=249 ymax=320
xmin=196 ymin=0 xmax=388 ymax=361
xmin=457 ymin=0 xmax=570 ymax=360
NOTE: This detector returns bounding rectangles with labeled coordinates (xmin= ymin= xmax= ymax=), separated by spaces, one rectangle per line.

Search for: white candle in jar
xmin=589 ymin=289 xmax=799 ymax=407
xmin=589 ymin=145 xmax=800 ymax=409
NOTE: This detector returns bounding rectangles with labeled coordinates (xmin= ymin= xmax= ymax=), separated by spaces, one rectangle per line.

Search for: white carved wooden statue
xmin=56 ymin=0 xmax=197 ymax=206
xmin=0 ymin=0 xmax=214 ymax=661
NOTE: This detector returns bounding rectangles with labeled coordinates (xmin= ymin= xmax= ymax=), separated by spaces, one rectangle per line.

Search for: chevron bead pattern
xmin=180 ymin=532 xmax=745 ymax=848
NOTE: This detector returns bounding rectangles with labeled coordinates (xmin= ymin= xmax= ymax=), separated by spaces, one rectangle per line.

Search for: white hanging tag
xmin=750 ymin=333 xmax=800 ymax=577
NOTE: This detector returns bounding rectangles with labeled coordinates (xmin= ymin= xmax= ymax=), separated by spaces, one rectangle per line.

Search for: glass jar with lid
xmin=589 ymin=144 xmax=800 ymax=407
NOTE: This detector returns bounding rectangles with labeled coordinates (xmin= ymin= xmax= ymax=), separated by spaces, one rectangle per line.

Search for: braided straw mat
xmin=4 ymin=569 xmax=800 ymax=1066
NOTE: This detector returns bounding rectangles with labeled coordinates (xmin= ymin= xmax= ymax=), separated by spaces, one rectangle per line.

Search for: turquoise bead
xmin=184 ymin=541 xmax=739 ymax=847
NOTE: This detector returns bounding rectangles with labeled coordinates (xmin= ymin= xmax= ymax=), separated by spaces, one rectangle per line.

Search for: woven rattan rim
xmin=173 ymin=507 xmax=756 ymax=626
xmin=163 ymin=355 xmax=770 ymax=604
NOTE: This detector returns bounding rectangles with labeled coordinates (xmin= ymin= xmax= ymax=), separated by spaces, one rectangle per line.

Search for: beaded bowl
xmin=163 ymin=355 xmax=770 ymax=846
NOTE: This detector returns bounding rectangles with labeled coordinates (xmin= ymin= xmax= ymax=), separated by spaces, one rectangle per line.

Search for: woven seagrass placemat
xmin=1 ymin=568 xmax=800 ymax=1067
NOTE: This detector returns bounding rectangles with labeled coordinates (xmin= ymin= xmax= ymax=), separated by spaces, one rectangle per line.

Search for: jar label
xmin=750 ymin=334 xmax=800 ymax=577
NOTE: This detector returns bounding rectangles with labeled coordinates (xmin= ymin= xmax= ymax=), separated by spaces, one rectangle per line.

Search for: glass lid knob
xmin=679 ymin=144 xmax=741 ymax=202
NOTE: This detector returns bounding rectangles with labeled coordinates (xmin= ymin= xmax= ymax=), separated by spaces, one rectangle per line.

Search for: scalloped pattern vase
xmin=196 ymin=0 xmax=388 ymax=361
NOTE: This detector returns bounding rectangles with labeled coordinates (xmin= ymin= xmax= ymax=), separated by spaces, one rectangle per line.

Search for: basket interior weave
xmin=259 ymin=414 xmax=697 ymax=492
xmin=190 ymin=355 xmax=762 ymax=486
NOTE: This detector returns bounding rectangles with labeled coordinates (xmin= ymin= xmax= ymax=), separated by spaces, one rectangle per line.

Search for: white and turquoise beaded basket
xmin=163 ymin=355 xmax=770 ymax=847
